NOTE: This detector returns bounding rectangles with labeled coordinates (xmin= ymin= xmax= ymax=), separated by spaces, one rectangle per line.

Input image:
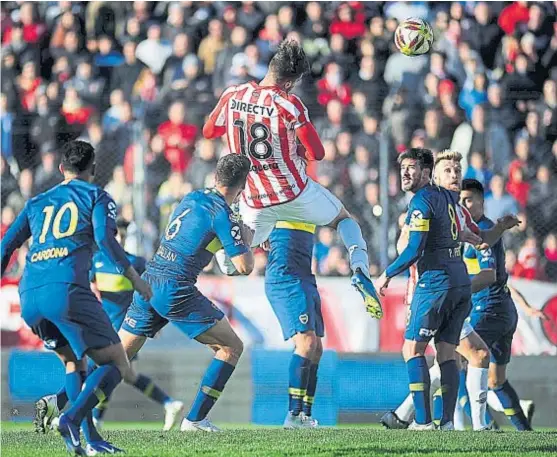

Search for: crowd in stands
xmin=2 ymin=1 xmax=557 ymax=282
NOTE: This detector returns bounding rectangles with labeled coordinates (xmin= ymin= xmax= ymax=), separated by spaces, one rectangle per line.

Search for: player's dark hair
xmin=215 ymin=154 xmax=251 ymax=189
xmin=61 ymin=140 xmax=95 ymax=174
xmin=398 ymin=148 xmax=434 ymax=173
xmin=269 ymin=40 xmax=309 ymax=84
xmin=462 ymin=178 xmax=485 ymax=198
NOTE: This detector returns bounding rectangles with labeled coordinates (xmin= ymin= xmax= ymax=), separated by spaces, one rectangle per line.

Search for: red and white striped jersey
xmin=208 ymin=81 xmax=311 ymax=208
xmin=456 ymin=204 xmax=480 ymax=235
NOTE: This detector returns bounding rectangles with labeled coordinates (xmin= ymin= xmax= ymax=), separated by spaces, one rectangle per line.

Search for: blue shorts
xmin=20 ymin=283 xmax=120 ymax=359
xmin=102 ymin=300 xmax=128 ymax=332
xmin=470 ymin=300 xmax=518 ymax=365
xmin=405 ymin=285 xmax=472 ymax=345
xmin=265 ymin=279 xmax=324 ymax=341
xmin=121 ymin=273 xmax=224 ymax=339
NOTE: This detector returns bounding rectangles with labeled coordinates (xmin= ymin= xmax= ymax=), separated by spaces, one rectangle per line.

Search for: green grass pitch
xmin=2 ymin=422 xmax=556 ymax=456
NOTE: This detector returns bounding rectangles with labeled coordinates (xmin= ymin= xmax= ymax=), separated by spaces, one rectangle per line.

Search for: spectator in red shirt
xmin=61 ymin=87 xmax=94 ymax=127
xmin=329 ymin=2 xmax=366 ymax=41
xmin=16 ymin=61 xmax=41 ymax=112
xmin=2 ymin=2 xmax=45 ymax=45
xmin=317 ymin=62 xmax=352 ymax=106
xmin=157 ymin=101 xmax=198 ymax=173
xmin=506 ymin=166 xmax=530 ymax=208
xmin=498 ymin=1 xmax=530 ymax=35
xmin=514 ymin=237 xmax=540 ymax=279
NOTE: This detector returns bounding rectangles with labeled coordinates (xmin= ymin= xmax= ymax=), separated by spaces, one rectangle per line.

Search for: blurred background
xmin=1 ymin=1 xmax=557 ymax=427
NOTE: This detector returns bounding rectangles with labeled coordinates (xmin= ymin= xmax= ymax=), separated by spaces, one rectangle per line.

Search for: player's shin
xmin=432 ymin=388 xmax=443 ymax=426
xmin=64 ymin=364 xmax=122 ymax=425
xmin=132 ymin=374 xmax=172 ymax=406
xmin=406 ymin=356 xmax=432 ymax=424
xmin=493 ymin=381 xmax=532 ymax=431
xmin=466 ymin=366 xmax=488 ymax=430
xmin=186 ymin=359 xmax=236 ymax=422
xmin=336 ymin=218 xmax=370 ymax=277
xmin=439 ymin=360 xmax=459 ymax=426
xmin=288 ymin=354 xmax=311 ymax=416
xmin=303 ymin=363 xmax=319 ymax=417
xmin=79 ymin=371 xmax=103 ymax=443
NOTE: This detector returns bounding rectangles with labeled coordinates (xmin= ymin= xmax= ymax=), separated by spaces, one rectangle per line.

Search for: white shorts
xmin=459 ymin=318 xmax=474 ymax=341
xmin=239 ymin=178 xmax=343 ymax=247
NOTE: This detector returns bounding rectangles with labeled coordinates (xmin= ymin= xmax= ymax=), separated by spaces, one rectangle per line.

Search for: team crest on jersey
xmin=481 ymin=248 xmax=492 ymax=258
xmin=107 ymin=201 xmax=117 ymax=220
xmin=299 ymin=314 xmax=309 ymax=325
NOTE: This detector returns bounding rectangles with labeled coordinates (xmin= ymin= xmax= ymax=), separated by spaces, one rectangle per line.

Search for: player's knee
xmin=313 ymin=338 xmax=324 ymax=362
xmin=216 ymin=338 xmax=244 ymax=364
xmin=488 ymin=371 xmax=505 ymax=390
xmin=294 ymin=332 xmax=319 ymax=358
xmin=402 ymin=340 xmax=425 ymax=361
xmin=470 ymin=347 xmax=490 ymax=368
xmin=327 ymin=207 xmax=350 ymax=229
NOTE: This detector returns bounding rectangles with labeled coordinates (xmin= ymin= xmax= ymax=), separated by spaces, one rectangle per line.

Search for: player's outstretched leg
xmin=181 ymin=319 xmax=243 ymax=432
xmin=328 ymin=210 xmax=382 ymax=318
xmin=118 ymin=330 xmax=186 ymax=431
xmin=489 ymin=363 xmax=532 ymax=431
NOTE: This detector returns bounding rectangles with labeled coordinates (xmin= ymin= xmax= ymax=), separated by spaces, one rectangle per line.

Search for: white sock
xmin=337 ymin=219 xmax=370 ymax=277
xmin=466 ymin=366 xmax=489 ymax=430
xmin=429 ymin=363 xmax=441 ymax=392
xmin=487 ymin=390 xmax=504 ymax=412
xmin=454 ymin=399 xmax=466 ymax=430
xmin=395 ymin=394 xmax=415 ymax=423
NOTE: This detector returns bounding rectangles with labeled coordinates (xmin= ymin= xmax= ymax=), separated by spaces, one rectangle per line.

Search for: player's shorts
xmin=405 ymin=285 xmax=472 ymax=345
xmin=459 ymin=317 xmax=475 ymax=340
xmin=469 ymin=299 xmax=518 ymax=365
xmin=121 ymin=273 xmax=224 ymax=339
xmin=101 ymin=300 xmax=129 ymax=332
xmin=240 ymin=178 xmax=343 ymax=247
xmin=20 ymin=283 xmax=120 ymax=359
xmin=265 ymin=279 xmax=324 ymax=341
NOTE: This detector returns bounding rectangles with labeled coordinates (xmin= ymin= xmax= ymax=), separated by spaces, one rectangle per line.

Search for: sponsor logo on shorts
xmin=247 ymin=184 xmax=298 ymax=202
xmin=124 ymin=316 xmax=137 ymax=328
xmin=419 ymin=328 xmax=437 ymax=338
xmin=299 ymin=314 xmax=308 ymax=324
xmin=31 ymin=247 xmax=69 ymax=262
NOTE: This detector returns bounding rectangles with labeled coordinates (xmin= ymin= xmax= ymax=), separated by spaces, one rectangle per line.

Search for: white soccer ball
xmin=394 ymin=18 xmax=434 ymax=56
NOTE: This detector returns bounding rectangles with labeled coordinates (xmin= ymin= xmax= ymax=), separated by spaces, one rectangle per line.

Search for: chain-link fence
xmin=2 ymin=1 xmax=557 ymax=282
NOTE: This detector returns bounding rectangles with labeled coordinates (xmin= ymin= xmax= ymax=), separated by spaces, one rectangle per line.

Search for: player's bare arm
xmin=508 ymin=284 xmax=547 ymax=319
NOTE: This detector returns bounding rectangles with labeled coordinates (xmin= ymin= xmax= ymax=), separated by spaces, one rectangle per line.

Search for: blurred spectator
xmin=504 ymin=211 xmax=533 ymax=253
xmin=162 ymin=3 xmax=186 ymax=42
xmin=464 ymin=151 xmax=493 ymax=194
xmin=161 ymin=33 xmax=196 ymax=89
xmin=1 ymin=94 xmax=14 ymax=160
xmin=145 ymin=134 xmax=172 ymax=193
xmin=459 ymin=73 xmax=488 ymax=120
xmin=506 ymin=165 xmax=530 ymax=209
xmin=6 ymin=169 xmax=34 ymax=214
xmin=111 ymin=41 xmax=145 ymax=100
xmin=70 ymin=60 xmax=105 ymax=107
xmin=543 ymin=233 xmax=557 ymax=281
xmin=156 ymin=172 xmax=191 ymax=232
xmin=2 ymin=2 xmax=45 ymax=45
xmin=351 ymin=56 xmax=387 ymax=117
xmin=314 ymin=227 xmax=334 ymax=270
xmin=61 ymin=87 xmax=94 ymax=130
xmin=198 ymin=19 xmax=225 ymax=75
xmin=237 ymin=1 xmax=265 ymax=35
xmin=514 ymin=237 xmax=540 ymax=279
xmin=186 ymin=139 xmax=218 ymax=190
xmin=329 ymin=2 xmax=366 ymax=41
xmin=485 ymin=174 xmax=519 ymax=221
xmin=256 ymin=14 xmax=283 ymax=63
xmin=0 ymin=156 xmax=18 ymax=208
xmin=105 ymin=165 xmax=133 ymax=208
xmin=462 ymin=2 xmax=504 ymax=70
xmin=213 ymin=26 xmax=249 ymax=96
xmin=157 ymin=101 xmax=197 ymax=173
xmin=16 ymin=61 xmax=41 ymax=113
xmin=424 ymin=108 xmax=452 ymax=152
xmin=317 ymin=62 xmax=351 ymax=106
xmin=527 ymin=165 xmax=557 ymax=238
xmin=136 ymin=23 xmax=172 ymax=74
xmin=538 ymin=79 xmax=557 ymax=143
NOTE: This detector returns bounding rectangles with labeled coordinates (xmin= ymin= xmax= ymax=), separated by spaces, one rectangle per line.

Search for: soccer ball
xmin=394 ymin=18 xmax=434 ymax=56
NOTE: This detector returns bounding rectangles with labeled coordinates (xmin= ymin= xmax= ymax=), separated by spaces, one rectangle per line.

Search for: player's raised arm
xmin=0 ymin=203 xmax=31 ymax=276
xmin=92 ymin=192 xmax=152 ymax=300
xmin=289 ymin=94 xmax=324 ymax=161
xmin=203 ymin=86 xmax=236 ymax=139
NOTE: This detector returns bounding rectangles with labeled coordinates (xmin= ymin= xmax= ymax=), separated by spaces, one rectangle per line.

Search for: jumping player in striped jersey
xmin=203 ymin=39 xmax=382 ymax=319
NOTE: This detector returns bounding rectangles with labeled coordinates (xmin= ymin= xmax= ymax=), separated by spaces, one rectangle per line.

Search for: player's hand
xmin=296 ymin=143 xmax=307 ymax=160
xmin=376 ymin=272 xmax=391 ymax=297
xmin=459 ymin=229 xmax=483 ymax=246
xmin=260 ymin=240 xmax=270 ymax=251
xmin=133 ymin=277 xmax=153 ymax=301
xmin=497 ymin=214 xmax=521 ymax=231
xmin=525 ymin=307 xmax=548 ymax=320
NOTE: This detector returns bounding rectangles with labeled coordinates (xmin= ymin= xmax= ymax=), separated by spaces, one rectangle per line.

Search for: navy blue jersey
xmin=147 ymin=188 xmax=248 ymax=282
xmin=1 ymin=179 xmax=130 ymax=292
xmin=91 ymin=250 xmax=146 ymax=308
xmin=265 ymin=222 xmax=316 ymax=285
xmin=464 ymin=216 xmax=512 ymax=312
xmin=398 ymin=184 xmax=469 ymax=289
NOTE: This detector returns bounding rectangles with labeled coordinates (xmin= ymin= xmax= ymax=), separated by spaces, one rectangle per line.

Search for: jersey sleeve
xmin=457 ymin=205 xmax=480 ymax=235
xmin=212 ymin=207 xmax=249 ymax=259
xmin=1 ymin=203 xmax=31 ymax=275
xmin=92 ymin=192 xmax=131 ymax=273
xmin=405 ymin=193 xmax=433 ymax=233
xmin=477 ymin=247 xmax=496 ymax=271
xmin=289 ymin=94 xmax=311 ymax=129
xmin=208 ymin=86 xmax=236 ymax=128
xmin=134 ymin=256 xmax=147 ymax=276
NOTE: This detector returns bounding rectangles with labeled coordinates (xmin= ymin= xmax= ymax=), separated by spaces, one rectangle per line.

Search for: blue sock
xmin=407 ymin=356 xmax=431 ymax=424
xmin=55 ymin=386 xmax=69 ymax=411
xmin=133 ymin=374 xmax=172 ymax=406
xmin=337 ymin=218 xmax=369 ymax=275
xmin=432 ymin=387 xmax=443 ymax=426
xmin=65 ymin=364 xmax=122 ymax=425
xmin=79 ymin=371 xmax=103 ymax=443
xmin=458 ymin=369 xmax=472 ymax=419
xmin=439 ymin=360 xmax=459 ymax=425
xmin=187 ymin=359 xmax=235 ymax=422
xmin=288 ymin=354 xmax=311 ymax=415
xmin=303 ymin=364 xmax=319 ymax=416
xmin=493 ymin=381 xmax=532 ymax=431
xmin=65 ymin=371 xmax=83 ymax=404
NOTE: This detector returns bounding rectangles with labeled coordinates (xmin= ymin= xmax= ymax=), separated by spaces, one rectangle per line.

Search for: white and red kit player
xmin=203 ymin=40 xmax=382 ymax=318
